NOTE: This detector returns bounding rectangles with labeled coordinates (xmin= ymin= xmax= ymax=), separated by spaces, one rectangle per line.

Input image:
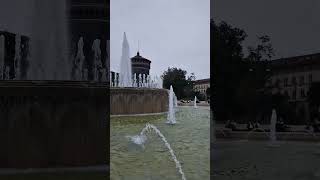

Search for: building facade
xmin=110 ymin=52 xmax=151 ymax=86
xmin=68 ymin=0 xmax=109 ymax=81
xmin=0 ymin=31 xmax=30 ymax=80
xmin=269 ymin=53 xmax=320 ymax=123
xmin=194 ymin=78 xmax=210 ymax=98
xmin=131 ymin=51 xmax=151 ymax=77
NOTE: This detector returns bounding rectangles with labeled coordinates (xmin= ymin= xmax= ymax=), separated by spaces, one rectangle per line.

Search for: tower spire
xmin=137 ymin=40 xmax=140 ymax=56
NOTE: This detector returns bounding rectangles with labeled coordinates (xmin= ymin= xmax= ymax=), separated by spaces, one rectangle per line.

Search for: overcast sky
xmin=111 ymin=0 xmax=210 ymax=80
xmin=212 ymin=0 xmax=320 ymax=58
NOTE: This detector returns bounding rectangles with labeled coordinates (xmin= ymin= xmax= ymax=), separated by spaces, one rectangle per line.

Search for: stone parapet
xmin=110 ymin=88 xmax=168 ymax=115
xmin=0 ymin=81 xmax=108 ymax=169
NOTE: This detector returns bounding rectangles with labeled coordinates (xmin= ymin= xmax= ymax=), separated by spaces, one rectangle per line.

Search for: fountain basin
xmin=110 ymin=87 xmax=168 ymax=115
xmin=0 ymin=81 xmax=108 ymax=169
xmin=111 ymin=106 xmax=210 ymax=179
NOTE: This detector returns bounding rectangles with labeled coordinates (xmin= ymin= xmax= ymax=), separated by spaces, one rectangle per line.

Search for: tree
xmin=212 ymin=19 xmax=277 ymax=124
xmin=246 ymin=35 xmax=275 ymax=88
xmin=162 ymin=67 xmax=194 ymax=99
xmin=247 ymin=35 xmax=275 ymax=62
xmin=244 ymin=35 xmax=276 ymax=122
xmin=211 ymin=20 xmax=248 ymax=121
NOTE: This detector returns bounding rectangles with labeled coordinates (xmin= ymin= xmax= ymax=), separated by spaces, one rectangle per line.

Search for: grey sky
xmin=111 ymin=0 xmax=210 ymax=80
xmin=212 ymin=0 xmax=320 ymax=58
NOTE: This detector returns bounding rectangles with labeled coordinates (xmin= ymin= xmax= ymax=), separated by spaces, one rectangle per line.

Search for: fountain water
xmin=143 ymin=74 xmax=146 ymax=87
xmin=194 ymin=96 xmax=198 ymax=108
xmin=92 ymin=39 xmax=102 ymax=81
xmin=133 ymin=73 xmax=137 ymax=87
xmin=73 ymin=37 xmax=85 ymax=80
xmin=270 ymin=109 xmax=277 ymax=142
xmin=167 ymin=85 xmax=176 ymax=124
xmin=29 ymin=0 xmax=70 ymax=80
xmin=138 ymin=74 xmax=142 ymax=87
xmin=119 ymin=32 xmax=132 ymax=87
xmin=174 ymin=93 xmax=178 ymax=107
xmin=4 ymin=66 xmax=10 ymax=80
xmin=14 ymin=35 xmax=21 ymax=80
xmin=129 ymin=123 xmax=186 ymax=180
xmin=0 ymin=35 xmax=4 ymax=79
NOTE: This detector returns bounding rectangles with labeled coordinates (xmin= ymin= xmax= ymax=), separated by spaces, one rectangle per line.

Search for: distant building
xmin=0 ymin=31 xmax=30 ymax=80
xmin=110 ymin=51 xmax=151 ymax=86
xmin=68 ymin=0 xmax=109 ymax=81
xmin=131 ymin=51 xmax=151 ymax=78
xmin=194 ymin=78 xmax=210 ymax=98
xmin=268 ymin=52 xmax=320 ymax=123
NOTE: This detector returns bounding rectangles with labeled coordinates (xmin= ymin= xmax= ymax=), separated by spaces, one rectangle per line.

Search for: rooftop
xmin=270 ymin=52 xmax=320 ymax=67
xmin=131 ymin=52 xmax=151 ymax=63
xmin=195 ymin=78 xmax=210 ymax=84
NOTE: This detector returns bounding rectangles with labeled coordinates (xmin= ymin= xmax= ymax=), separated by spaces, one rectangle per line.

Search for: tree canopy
xmin=161 ymin=67 xmax=195 ymax=99
xmin=211 ymin=19 xmax=277 ymax=122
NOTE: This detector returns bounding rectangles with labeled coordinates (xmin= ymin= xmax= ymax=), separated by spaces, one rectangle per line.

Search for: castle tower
xmin=131 ymin=51 xmax=151 ymax=77
xmin=68 ymin=0 xmax=109 ymax=81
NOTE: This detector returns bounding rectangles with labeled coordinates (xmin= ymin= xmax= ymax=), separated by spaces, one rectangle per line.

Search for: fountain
xmin=194 ymin=96 xmax=198 ymax=108
xmin=73 ymin=37 xmax=85 ymax=80
xmin=173 ymin=92 xmax=178 ymax=107
xmin=92 ymin=39 xmax=102 ymax=81
xmin=110 ymin=33 xmax=168 ymax=115
xmin=14 ymin=35 xmax=21 ymax=80
xmin=119 ymin=32 xmax=132 ymax=87
xmin=266 ymin=108 xmax=281 ymax=147
xmin=29 ymin=0 xmax=70 ymax=80
xmin=0 ymin=0 xmax=108 ymax=171
xmin=0 ymin=35 xmax=4 ymax=79
xmin=270 ymin=109 xmax=277 ymax=142
xmin=129 ymin=123 xmax=186 ymax=180
xmin=167 ymin=85 xmax=176 ymax=124
xmin=111 ymin=98 xmax=210 ymax=179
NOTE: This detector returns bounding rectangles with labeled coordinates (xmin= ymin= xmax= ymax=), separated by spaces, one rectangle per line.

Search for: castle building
xmin=68 ymin=0 xmax=109 ymax=81
xmin=131 ymin=51 xmax=151 ymax=78
xmin=110 ymin=51 xmax=151 ymax=86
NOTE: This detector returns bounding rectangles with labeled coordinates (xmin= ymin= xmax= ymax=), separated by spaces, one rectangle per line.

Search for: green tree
xmin=211 ymin=20 xmax=248 ymax=121
xmin=244 ymin=35 xmax=275 ymax=122
xmin=212 ymin=19 xmax=276 ymax=123
xmin=162 ymin=67 xmax=194 ymax=99
xmin=247 ymin=35 xmax=275 ymax=62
